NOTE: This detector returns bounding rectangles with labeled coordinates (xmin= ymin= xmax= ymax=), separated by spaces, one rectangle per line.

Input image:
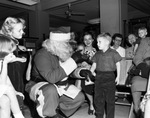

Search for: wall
xmin=49 ymin=15 xmax=87 ymax=32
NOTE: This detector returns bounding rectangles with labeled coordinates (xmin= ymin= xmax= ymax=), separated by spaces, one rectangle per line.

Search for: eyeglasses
xmin=115 ymin=39 xmax=122 ymax=42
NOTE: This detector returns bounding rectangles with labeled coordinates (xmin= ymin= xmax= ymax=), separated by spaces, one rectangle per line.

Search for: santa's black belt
xmin=31 ymin=76 xmax=68 ymax=86
xmin=56 ymin=80 xmax=69 ymax=91
xmin=96 ymin=71 xmax=114 ymax=74
xmin=56 ymin=80 xmax=68 ymax=86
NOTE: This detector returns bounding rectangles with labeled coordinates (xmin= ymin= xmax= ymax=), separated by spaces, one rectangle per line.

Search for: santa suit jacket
xmin=31 ymin=48 xmax=76 ymax=84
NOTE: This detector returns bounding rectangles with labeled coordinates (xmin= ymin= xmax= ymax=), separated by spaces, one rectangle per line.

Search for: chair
xmin=115 ymin=59 xmax=133 ymax=106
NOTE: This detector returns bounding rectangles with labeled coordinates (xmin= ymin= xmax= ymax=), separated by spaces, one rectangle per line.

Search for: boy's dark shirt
xmin=133 ymin=37 xmax=141 ymax=46
xmin=133 ymin=37 xmax=150 ymax=65
xmin=91 ymin=48 xmax=122 ymax=72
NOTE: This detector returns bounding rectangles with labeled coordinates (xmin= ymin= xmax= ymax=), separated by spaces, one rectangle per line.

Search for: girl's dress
xmin=0 ymin=84 xmax=7 ymax=98
xmin=8 ymin=46 xmax=25 ymax=93
xmin=8 ymin=38 xmax=27 ymax=108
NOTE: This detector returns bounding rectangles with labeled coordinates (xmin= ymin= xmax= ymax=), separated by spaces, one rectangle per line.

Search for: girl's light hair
xmin=0 ymin=17 xmax=25 ymax=37
xmin=42 ymin=38 xmax=73 ymax=62
xmin=0 ymin=34 xmax=16 ymax=53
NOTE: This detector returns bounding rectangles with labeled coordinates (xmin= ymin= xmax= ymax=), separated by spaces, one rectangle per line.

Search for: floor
xmin=24 ymin=102 xmax=131 ymax=118
xmin=70 ymin=103 xmax=131 ymax=118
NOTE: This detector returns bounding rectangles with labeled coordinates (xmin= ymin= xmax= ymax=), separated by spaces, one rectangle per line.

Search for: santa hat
xmin=50 ymin=26 xmax=71 ymax=41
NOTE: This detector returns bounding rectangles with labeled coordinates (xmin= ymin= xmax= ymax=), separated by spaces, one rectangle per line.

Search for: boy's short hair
xmin=97 ymin=32 xmax=112 ymax=44
xmin=138 ymin=27 xmax=147 ymax=32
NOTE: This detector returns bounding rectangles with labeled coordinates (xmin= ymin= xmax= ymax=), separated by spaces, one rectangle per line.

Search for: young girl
xmin=0 ymin=35 xmax=24 ymax=118
xmin=0 ymin=17 xmax=27 ymax=109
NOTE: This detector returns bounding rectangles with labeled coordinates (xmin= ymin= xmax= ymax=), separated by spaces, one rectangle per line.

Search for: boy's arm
xmin=133 ymin=39 xmax=148 ymax=66
xmin=18 ymin=45 xmax=26 ymax=51
xmin=0 ymin=60 xmax=8 ymax=84
xmin=115 ymin=61 xmax=121 ymax=85
xmin=75 ymin=80 xmax=82 ymax=90
xmin=90 ymin=62 xmax=96 ymax=76
xmin=12 ymin=57 xmax=27 ymax=63
xmin=133 ymin=44 xmax=138 ymax=54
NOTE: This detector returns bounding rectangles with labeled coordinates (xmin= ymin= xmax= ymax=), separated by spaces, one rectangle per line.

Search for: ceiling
xmin=46 ymin=0 xmax=100 ymax=24
xmin=0 ymin=0 xmax=149 ymax=25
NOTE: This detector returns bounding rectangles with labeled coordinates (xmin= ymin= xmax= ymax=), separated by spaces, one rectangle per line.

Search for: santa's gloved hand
xmin=80 ymin=69 xmax=95 ymax=82
xmin=72 ymin=51 xmax=90 ymax=64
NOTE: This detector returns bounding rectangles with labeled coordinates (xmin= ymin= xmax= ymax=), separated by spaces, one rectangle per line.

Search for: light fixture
xmin=88 ymin=18 xmax=100 ymax=24
xmin=10 ymin=0 xmax=40 ymax=6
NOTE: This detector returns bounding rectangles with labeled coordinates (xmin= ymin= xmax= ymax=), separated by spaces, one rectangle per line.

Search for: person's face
xmin=97 ymin=37 xmax=108 ymax=50
xmin=83 ymin=34 xmax=93 ymax=47
xmin=128 ymin=35 xmax=136 ymax=45
xmin=11 ymin=23 xmax=25 ymax=39
xmin=138 ymin=30 xmax=147 ymax=38
xmin=113 ymin=37 xmax=122 ymax=47
xmin=77 ymin=45 xmax=84 ymax=51
xmin=71 ymin=32 xmax=75 ymax=40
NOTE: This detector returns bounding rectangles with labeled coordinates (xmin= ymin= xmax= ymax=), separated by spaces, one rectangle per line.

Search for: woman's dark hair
xmin=80 ymin=30 xmax=95 ymax=45
xmin=112 ymin=33 xmax=123 ymax=40
xmin=111 ymin=33 xmax=123 ymax=46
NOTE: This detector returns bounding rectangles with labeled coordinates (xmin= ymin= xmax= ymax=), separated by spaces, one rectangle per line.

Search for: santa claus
xmin=26 ymin=27 xmax=92 ymax=118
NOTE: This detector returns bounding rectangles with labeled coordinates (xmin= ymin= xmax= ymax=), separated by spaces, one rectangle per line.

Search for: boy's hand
xmin=16 ymin=91 xmax=25 ymax=100
xmin=92 ymin=72 xmax=96 ymax=76
xmin=19 ymin=45 xmax=27 ymax=51
xmin=115 ymin=76 xmax=119 ymax=85
xmin=13 ymin=57 xmax=27 ymax=63
xmin=4 ymin=53 xmax=16 ymax=63
xmin=17 ymin=57 xmax=27 ymax=63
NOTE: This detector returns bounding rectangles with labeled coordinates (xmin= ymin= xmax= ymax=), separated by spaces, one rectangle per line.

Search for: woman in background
xmin=75 ymin=31 xmax=96 ymax=115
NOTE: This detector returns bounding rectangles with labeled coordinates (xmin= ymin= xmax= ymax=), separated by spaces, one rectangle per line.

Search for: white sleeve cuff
xmin=60 ymin=58 xmax=77 ymax=75
xmin=73 ymin=67 xmax=86 ymax=78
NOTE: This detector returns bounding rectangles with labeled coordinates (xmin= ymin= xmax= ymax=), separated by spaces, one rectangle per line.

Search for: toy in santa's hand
xmin=71 ymin=50 xmax=92 ymax=64
xmin=71 ymin=66 xmax=95 ymax=82
xmin=71 ymin=49 xmax=95 ymax=81
xmin=80 ymin=69 xmax=95 ymax=81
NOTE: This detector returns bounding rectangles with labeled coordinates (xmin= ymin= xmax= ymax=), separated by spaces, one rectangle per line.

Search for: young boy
xmin=133 ymin=27 xmax=150 ymax=66
xmin=134 ymin=27 xmax=148 ymax=53
xmin=90 ymin=33 xmax=122 ymax=118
